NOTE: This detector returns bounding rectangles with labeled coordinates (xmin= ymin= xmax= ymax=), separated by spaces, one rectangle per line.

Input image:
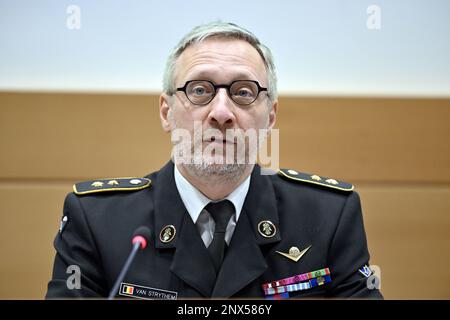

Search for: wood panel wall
xmin=0 ymin=92 xmax=449 ymax=299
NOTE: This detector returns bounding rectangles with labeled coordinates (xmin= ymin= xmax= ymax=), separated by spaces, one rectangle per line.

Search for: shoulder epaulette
xmin=278 ymin=169 xmax=354 ymax=192
xmin=73 ymin=177 xmax=151 ymax=195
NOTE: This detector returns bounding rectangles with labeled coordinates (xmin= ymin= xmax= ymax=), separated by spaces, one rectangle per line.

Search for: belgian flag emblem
xmin=122 ymin=285 xmax=134 ymax=295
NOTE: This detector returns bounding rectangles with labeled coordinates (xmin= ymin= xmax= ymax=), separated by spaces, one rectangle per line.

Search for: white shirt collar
xmin=174 ymin=164 xmax=251 ymax=224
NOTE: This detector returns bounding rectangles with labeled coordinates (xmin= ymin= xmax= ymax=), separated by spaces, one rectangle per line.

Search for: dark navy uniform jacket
xmin=46 ymin=161 xmax=382 ymax=299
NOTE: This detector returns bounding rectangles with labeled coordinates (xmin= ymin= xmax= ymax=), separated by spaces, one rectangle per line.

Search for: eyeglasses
xmin=175 ymin=80 xmax=268 ymax=106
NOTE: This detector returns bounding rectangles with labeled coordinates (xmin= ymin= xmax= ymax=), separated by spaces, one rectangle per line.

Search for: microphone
xmin=108 ymin=226 xmax=151 ymax=300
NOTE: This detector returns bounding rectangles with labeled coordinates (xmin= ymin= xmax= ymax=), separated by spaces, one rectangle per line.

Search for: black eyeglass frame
xmin=175 ymin=80 xmax=268 ymax=106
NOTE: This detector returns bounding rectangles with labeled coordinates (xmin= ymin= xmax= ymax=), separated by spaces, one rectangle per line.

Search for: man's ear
xmin=159 ymin=93 xmax=172 ymax=133
xmin=268 ymin=99 xmax=278 ymax=130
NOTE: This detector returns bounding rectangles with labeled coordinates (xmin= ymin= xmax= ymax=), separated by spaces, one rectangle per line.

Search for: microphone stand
xmin=108 ymin=241 xmax=142 ymax=300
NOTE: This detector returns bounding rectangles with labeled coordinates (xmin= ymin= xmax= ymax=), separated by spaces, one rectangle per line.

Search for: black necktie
xmin=205 ymin=200 xmax=234 ymax=273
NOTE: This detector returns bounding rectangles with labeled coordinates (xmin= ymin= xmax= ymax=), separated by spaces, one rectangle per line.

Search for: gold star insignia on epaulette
xmin=74 ymin=177 xmax=152 ymax=195
xmin=91 ymin=181 xmax=104 ymax=187
xmin=325 ymin=178 xmax=338 ymax=185
xmin=278 ymin=169 xmax=354 ymax=192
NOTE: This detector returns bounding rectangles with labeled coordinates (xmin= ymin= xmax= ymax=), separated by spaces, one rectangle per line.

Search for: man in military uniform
xmin=46 ymin=22 xmax=382 ymax=299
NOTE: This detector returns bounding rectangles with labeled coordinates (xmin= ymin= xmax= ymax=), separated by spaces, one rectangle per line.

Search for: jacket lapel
xmin=153 ymin=161 xmax=216 ymax=297
xmin=212 ymin=165 xmax=282 ymax=297
xmin=170 ymin=214 xmax=217 ymax=297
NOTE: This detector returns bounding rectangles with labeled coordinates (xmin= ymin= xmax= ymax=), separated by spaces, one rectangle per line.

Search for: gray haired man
xmin=46 ymin=21 xmax=382 ymax=299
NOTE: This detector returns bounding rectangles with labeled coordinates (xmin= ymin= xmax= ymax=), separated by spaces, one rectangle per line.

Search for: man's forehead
xmin=174 ymin=38 xmax=267 ymax=84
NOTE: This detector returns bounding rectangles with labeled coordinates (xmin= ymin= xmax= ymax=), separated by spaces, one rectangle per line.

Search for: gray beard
xmin=169 ymin=114 xmax=259 ymax=184
xmin=182 ymin=162 xmax=249 ymax=185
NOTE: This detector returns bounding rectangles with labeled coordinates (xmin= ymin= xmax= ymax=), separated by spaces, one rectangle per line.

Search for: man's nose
xmin=207 ymin=88 xmax=236 ymax=127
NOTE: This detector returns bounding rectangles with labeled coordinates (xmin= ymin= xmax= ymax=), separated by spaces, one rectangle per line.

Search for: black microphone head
xmin=133 ymin=226 xmax=151 ymax=241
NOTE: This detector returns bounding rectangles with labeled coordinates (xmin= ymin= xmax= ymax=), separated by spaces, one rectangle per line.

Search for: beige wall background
xmin=0 ymin=92 xmax=449 ymax=299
